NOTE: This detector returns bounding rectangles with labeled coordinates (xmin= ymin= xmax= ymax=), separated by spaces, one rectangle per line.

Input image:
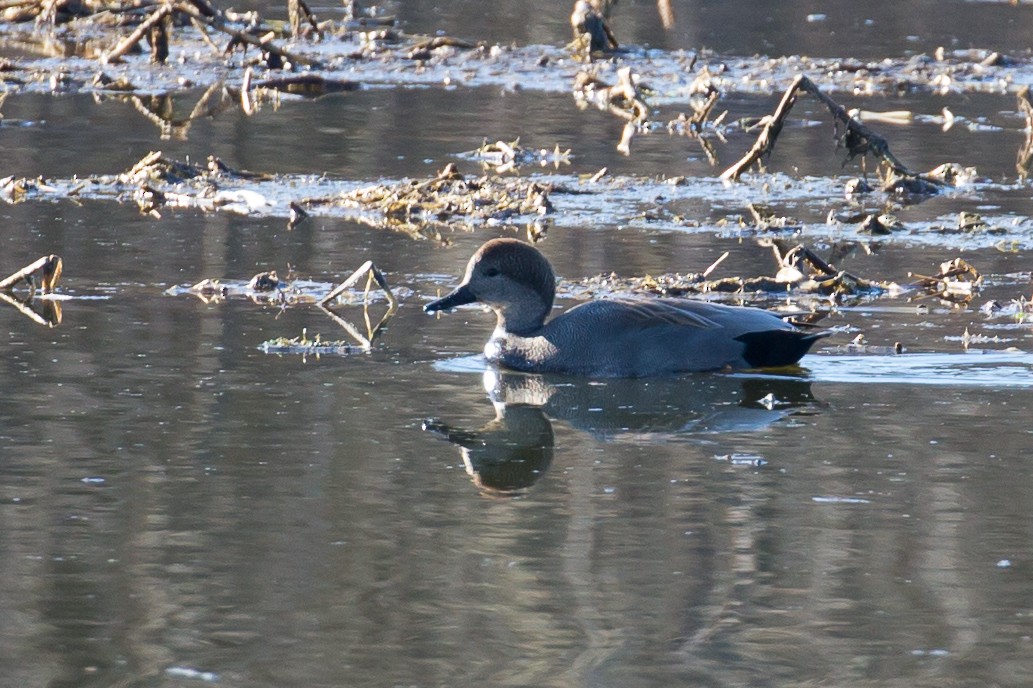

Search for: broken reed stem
xmin=701 ymin=251 xmax=729 ymax=278
xmin=318 ymin=260 xmax=398 ymax=310
xmin=719 ymin=75 xmax=801 ymax=182
xmin=1017 ymin=86 xmax=1033 ymax=179
xmin=103 ymin=3 xmax=172 ymax=64
xmin=720 ymin=74 xmax=919 ymax=183
xmin=0 ymin=255 xmax=63 ymax=293
xmin=287 ymin=0 xmax=321 ymax=38
xmin=189 ymin=15 xmax=224 ymax=54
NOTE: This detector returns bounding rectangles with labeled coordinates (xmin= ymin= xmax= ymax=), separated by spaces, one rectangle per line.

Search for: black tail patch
xmin=736 ymin=330 xmax=829 ymax=368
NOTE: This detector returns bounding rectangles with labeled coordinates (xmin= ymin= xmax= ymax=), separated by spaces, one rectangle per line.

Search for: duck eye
xmin=483 ymin=267 xmax=501 ymax=277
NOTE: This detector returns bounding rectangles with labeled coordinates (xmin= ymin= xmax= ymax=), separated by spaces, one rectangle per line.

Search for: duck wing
xmin=576 ymin=297 xmax=726 ymax=330
xmin=582 ymin=296 xmax=807 ymax=335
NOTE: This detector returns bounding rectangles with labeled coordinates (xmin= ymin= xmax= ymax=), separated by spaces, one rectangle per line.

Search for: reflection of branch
xmin=125 ymin=81 xmax=234 ymax=138
xmin=317 ymin=260 xmax=398 ymax=349
xmin=317 ymin=302 xmax=395 ymax=350
xmin=721 ymin=74 xmax=922 ymax=183
xmin=0 ymin=291 xmax=62 ymax=327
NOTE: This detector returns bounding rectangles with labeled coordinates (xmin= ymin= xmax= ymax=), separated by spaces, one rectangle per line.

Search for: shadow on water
xmin=424 ymin=368 xmax=818 ymax=493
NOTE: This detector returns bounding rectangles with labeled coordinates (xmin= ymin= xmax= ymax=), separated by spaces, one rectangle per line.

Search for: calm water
xmin=4 ymin=2 xmax=1033 ymax=687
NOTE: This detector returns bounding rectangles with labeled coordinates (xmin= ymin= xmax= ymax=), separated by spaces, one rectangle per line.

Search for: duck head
xmin=425 ymin=238 xmax=556 ymax=335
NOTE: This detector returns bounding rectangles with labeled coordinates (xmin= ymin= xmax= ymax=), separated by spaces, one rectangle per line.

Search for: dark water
xmin=5 ymin=2 xmax=1033 ymax=687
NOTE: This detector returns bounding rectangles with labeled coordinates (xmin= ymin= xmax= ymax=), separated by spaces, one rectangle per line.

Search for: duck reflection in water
xmin=423 ymin=370 xmax=819 ymax=494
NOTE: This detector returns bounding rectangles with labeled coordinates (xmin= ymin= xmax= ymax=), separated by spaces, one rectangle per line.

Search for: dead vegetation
xmin=909 ymin=257 xmax=983 ymax=305
xmin=306 ymin=163 xmax=555 ymax=238
xmin=575 ymin=241 xmax=898 ymax=303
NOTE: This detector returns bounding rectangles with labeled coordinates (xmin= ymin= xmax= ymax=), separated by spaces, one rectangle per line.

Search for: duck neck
xmin=495 ymin=298 xmax=549 ymax=337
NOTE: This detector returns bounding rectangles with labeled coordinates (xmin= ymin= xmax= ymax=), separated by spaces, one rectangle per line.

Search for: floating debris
xmin=317 ymin=260 xmax=398 ymax=351
xmin=259 ymin=329 xmax=364 ymax=357
xmin=312 ymin=163 xmax=554 ymax=236
xmin=570 ymin=0 xmax=618 ymax=57
xmin=979 ymin=297 xmax=1033 ymax=322
xmin=822 ymin=334 xmax=904 ymax=356
xmin=1018 ymin=86 xmax=1033 ymax=180
xmin=573 ymin=66 xmax=649 ymax=153
xmin=858 ymin=213 xmax=904 ymax=235
xmin=573 ymin=66 xmax=648 ymax=123
xmin=0 ymin=254 xmax=65 ymax=326
xmin=714 ymin=453 xmax=768 ymax=467
xmin=187 ymin=278 xmax=228 ymax=301
xmin=812 ymin=496 xmax=871 ymax=505
xmin=746 ymin=202 xmax=802 ymax=232
xmin=406 ymin=35 xmax=481 ymax=61
xmin=930 ymin=211 xmax=1006 ymax=236
xmin=574 ymin=242 xmax=895 ymax=301
xmin=910 ymin=257 xmax=982 ymax=304
xmin=247 ymin=271 xmax=280 ymax=292
xmin=463 ymin=139 xmax=572 ymax=173
xmin=945 ymin=328 xmax=1015 ymax=349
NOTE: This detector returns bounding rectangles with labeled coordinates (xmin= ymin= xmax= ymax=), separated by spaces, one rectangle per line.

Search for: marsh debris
xmin=570 ymin=0 xmax=618 ymax=57
xmin=930 ymin=211 xmax=1006 ymax=236
xmin=575 ymin=242 xmax=894 ymax=302
xmin=314 ymin=163 xmax=555 ymax=237
xmin=260 ymin=328 xmax=364 ymax=357
xmin=248 ymin=270 xmax=280 ymax=292
xmin=573 ymin=66 xmax=648 ymax=123
xmin=573 ymin=66 xmax=649 ymax=153
xmin=745 ymin=202 xmax=801 ymax=232
xmin=858 ymin=213 xmax=903 ymax=235
xmin=318 ymin=259 xmax=396 ymax=310
xmin=406 ymin=35 xmax=480 ymax=61
xmin=184 ymin=271 xmax=299 ymax=304
xmin=980 ymin=297 xmax=1033 ymax=322
xmin=909 ymin=257 xmax=982 ymax=305
xmin=823 ymin=334 xmax=904 ymax=356
xmin=465 ymin=139 xmax=572 ymax=174
xmin=178 ymin=259 xmax=398 ymax=350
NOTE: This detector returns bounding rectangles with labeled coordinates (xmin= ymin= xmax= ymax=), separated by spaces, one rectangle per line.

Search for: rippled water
xmin=4 ymin=1 xmax=1033 ymax=686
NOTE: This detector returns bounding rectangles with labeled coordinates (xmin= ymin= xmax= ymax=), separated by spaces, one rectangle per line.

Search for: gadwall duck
xmin=425 ymin=238 xmax=828 ymax=377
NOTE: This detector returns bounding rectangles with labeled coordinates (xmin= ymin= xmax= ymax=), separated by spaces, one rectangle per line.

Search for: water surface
xmin=3 ymin=2 xmax=1033 ymax=687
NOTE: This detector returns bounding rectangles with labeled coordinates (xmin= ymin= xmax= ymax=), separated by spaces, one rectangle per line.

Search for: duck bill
xmin=424 ymin=284 xmax=477 ymax=313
